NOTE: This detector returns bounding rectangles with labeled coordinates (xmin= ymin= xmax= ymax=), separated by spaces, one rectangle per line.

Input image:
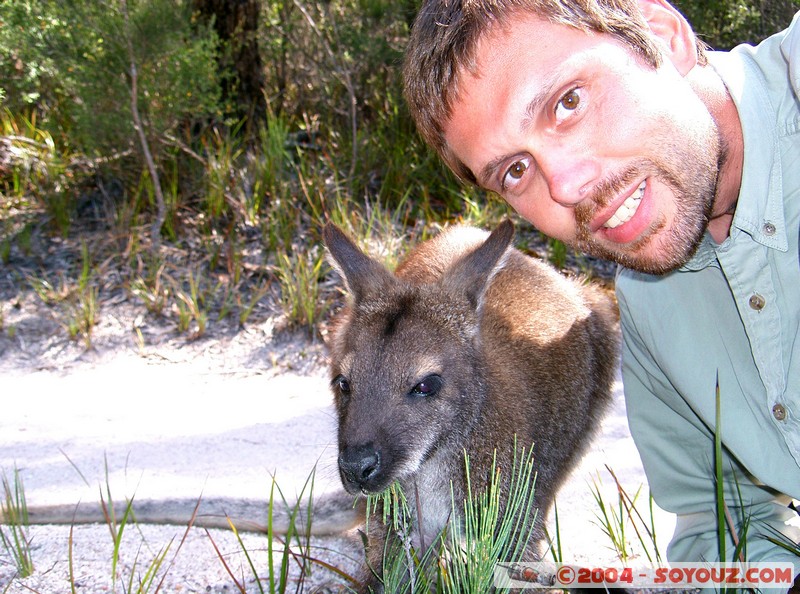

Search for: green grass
xmin=274 ymin=245 xmax=330 ymax=335
xmin=6 ymin=409 xmax=790 ymax=594
xmin=24 ymin=241 xmax=99 ymax=348
xmin=0 ymin=467 xmax=34 ymax=579
xmin=0 ymin=38 xmax=517 ymax=341
xmin=587 ymin=465 xmax=663 ymax=566
xmin=713 ymin=375 xmax=754 ymax=572
xmin=364 ymin=442 xmax=540 ymax=593
xmin=582 ymin=382 xmax=771 ymax=573
xmin=204 ymin=468 xmax=364 ymax=594
xmin=590 ymin=472 xmax=634 ymax=563
xmin=171 ymin=269 xmax=210 ymax=339
xmin=68 ymin=242 xmax=99 ymax=348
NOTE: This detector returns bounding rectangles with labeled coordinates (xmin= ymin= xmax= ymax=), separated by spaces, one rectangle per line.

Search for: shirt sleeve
xmin=617 ymin=279 xmax=800 ymax=578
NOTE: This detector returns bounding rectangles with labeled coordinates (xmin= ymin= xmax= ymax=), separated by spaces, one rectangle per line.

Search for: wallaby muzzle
xmin=338 ymin=443 xmax=383 ymax=494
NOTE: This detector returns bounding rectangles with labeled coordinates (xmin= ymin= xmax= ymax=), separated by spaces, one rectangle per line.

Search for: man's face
xmin=443 ymin=14 xmax=722 ymax=274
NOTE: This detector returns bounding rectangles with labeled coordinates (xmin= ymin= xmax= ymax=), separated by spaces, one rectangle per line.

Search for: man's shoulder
xmin=781 ymin=10 xmax=800 ymax=103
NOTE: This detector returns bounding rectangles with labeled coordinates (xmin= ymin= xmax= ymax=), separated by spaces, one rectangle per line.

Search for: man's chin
xmin=575 ymin=234 xmax=703 ymax=276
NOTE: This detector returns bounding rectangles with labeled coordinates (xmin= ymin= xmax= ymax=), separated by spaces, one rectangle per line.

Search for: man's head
xmin=404 ymin=0 xmax=723 ymax=274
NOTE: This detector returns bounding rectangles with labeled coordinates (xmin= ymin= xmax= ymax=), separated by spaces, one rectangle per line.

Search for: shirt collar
xmin=680 ymin=42 xmax=789 ymax=272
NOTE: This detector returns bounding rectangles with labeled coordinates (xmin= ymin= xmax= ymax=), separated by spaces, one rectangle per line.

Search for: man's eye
xmin=555 ymin=88 xmax=583 ymax=122
xmin=501 ymin=157 xmax=531 ymax=192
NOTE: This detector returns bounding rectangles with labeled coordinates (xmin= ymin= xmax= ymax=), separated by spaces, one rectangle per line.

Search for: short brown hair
xmin=403 ymin=0 xmax=707 ymax=182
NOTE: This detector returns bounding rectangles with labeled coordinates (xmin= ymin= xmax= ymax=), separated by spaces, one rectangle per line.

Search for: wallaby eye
xmin=409 ymin=375 xmax=443 ymax=398
xmin=332 ymin=374 xmax=351 ymax=396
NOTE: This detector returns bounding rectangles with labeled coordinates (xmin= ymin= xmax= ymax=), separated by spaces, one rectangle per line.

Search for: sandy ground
xmin=0 ymin=289 xmax=676 ymax=593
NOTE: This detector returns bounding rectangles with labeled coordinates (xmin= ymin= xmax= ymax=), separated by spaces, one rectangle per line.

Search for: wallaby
xmin=323 ymin=220 xmax=620 ymax=593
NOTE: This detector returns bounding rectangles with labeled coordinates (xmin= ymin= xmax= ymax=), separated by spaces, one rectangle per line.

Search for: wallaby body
xmin=323 ymin=220 xmax=620 ymax=593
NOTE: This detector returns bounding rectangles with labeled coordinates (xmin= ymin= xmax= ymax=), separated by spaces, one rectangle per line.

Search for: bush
xmin=0 ymin=0 xmax=222 ymax=157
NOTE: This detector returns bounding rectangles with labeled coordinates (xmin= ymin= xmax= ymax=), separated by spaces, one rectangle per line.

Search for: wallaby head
xmin=322 ymin=221 xmax=514 ymax=496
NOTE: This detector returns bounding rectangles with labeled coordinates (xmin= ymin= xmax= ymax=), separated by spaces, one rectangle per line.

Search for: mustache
xmin=575 ymin=166 xmax=643 ymax=234
xmin=575 ymin=160 xmax=690 ymax=234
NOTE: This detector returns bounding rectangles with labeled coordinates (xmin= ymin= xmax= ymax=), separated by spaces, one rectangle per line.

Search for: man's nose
xmin=538 ymin=147 xmax=600 ymax=207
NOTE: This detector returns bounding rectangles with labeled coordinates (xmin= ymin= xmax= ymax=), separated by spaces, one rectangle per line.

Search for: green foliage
xmin=713 ymin=377 xmax=754 ymax=567
xmin=2 ymin=0 xmax=792 ymax=345
xmin=1 ymin=0 xmax=504 ymax=253
xmin=274 ymin=244 xmax=330 ymax=335
xmin=672 ymin=0 xmax=800 ymax=49
xmin=171 ymin=269 xmax=209 ymax=338
xmin=205 ymin=468 xmax=361 ymax=593
xmin=0 ymin=109 xmax=72 ymax=233
xmin=26 ymin=241 xmax=99 ymax=348
xmin=366 ymin=444 xmax=539 ymax=593
xmin=575 ymin=465 xmax=664 ymax=566
xmin=547 ymin=238 xmax=568 ymax=270
xmin=0 ymin=0 xmax=222 ymax=154
xmin=590 ymin=474 xmax=633 ymax=563
xmin=0 ymin=467 xmax=34 ymax=579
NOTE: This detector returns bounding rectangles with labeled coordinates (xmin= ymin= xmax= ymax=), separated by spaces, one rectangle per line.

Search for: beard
xmin=571 ymin=135 xmax=724 ymax=276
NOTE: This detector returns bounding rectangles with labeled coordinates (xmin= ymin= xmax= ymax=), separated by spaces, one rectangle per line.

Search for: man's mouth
xmin=602 ymin=180 xmax=646 ymax=229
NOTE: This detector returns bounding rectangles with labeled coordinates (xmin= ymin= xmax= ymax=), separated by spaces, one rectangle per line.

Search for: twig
xmin=120 ymin=0 xmax=166 ymax=251
xmin=158 ymin=133 xmax=207 ymax=166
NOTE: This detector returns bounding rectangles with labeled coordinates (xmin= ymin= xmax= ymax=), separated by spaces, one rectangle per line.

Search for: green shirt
xmin=616 ymin=11 xmax=800 ymax=570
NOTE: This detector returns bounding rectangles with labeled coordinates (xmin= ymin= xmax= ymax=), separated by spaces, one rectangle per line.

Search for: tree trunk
xmin=194 ymin=0 xmax=267 ymax=128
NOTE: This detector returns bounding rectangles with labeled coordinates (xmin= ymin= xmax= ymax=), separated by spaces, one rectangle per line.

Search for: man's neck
xmin=688 ymin=64 xmax=744 ymax=244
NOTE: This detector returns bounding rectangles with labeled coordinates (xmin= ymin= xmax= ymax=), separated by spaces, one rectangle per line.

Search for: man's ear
xmin=638 ymin=0 xmax=699 ymax=75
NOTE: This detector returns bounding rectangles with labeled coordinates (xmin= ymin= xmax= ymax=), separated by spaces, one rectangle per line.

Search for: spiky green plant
xmin=67 ymin=241 xmax=99 ymax=348
xmin=130 ymin=263 xmax=169 ymax=316
xmin=168 ymin=269 xmax=210 ymax=338
xmin=547 ymin=237 xmax=568 ymax=270
xmin=274 ymin=245 xmax=329 ymax=335
xmin=590 ymin=472 xmax=634 ymax=563
xmin=203 ymin=125 xmax=244 ymax=222
xmin=0 ymin=467 xmax=34 ymax=579
xmin=713 ymin=375 xmax=754 ymax=569
xmin=544 ymin=500 xmax=564 ymax=564
xmin=26 ymin=242 xmax=98 ymax=348
xmin=67 ymin=455 xmax=200 ymax=594
xmin=604 ymin=465 xmax=663 ymax=564
xmin=206 ymin=467 xmax=360 ymax=593
xmin=366 ymin=442 xmax=539 ymax=593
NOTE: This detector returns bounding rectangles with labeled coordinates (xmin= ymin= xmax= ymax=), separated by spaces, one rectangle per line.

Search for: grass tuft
xmin=588 ymin=465 xmax=664 ymax=566
xmin=274 ymin=244 xmax=329 ymax=335
xmin=0 ymin=467 xmax=34 ymax=579
xmin=367 ymin=441 xmax=539 ymax=593
xmin=205 ymin=467 xmax=360 ymax=593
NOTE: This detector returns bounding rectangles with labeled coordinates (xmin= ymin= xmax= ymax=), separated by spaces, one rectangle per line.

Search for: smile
xmin=603 ymin=181 xmax=646 ymax=229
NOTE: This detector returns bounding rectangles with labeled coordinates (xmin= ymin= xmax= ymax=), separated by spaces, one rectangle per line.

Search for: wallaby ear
xmin=323 ymin=223 xmax=396 ymax=304
xmin=442 ymin=219 xmax=514 ymax=309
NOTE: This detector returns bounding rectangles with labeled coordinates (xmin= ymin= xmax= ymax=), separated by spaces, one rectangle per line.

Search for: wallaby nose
xmin=338 ymin=444 xmax=381 ymax=490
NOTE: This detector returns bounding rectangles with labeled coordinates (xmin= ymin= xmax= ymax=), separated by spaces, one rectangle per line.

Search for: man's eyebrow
xmin=476 ymin=79 xmax=557 ymax=187
xmin=522 ymin=78 xmax=557 ymax=131
xmin=478 ymin=155 xmax=507 ymax=188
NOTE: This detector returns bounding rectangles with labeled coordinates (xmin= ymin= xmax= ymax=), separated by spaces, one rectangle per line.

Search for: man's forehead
xmin=444 ymin=17 xmax=601 ymax=151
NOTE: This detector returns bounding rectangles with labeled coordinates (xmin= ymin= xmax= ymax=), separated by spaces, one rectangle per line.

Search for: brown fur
xmin=323 ymin=220 xmax=620 ymax=592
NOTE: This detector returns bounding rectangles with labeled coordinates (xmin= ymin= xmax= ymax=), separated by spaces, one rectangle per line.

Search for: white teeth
xmin=603 ymin=181 xmax=646 ymax=229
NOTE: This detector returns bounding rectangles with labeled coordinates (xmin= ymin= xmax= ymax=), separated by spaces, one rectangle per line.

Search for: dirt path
xmin=0 ymin=285 xmax=675 ymax=592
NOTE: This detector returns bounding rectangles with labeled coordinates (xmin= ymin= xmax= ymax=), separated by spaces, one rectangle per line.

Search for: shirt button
xmin=749 ymin=294 xmax=766 ymax=310
xmin=763 ymin=222 xmax=777 ymax=236
xmin=773 ymin=403 xmax=787 ymax=421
